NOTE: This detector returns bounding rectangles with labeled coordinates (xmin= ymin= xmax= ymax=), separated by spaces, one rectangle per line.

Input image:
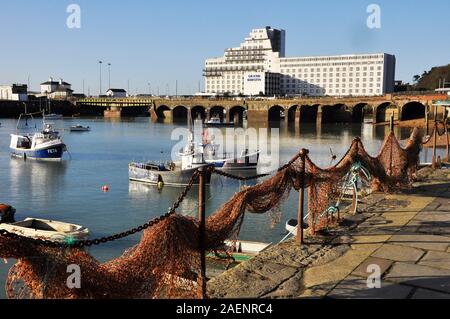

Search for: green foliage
xmin=414 ymin=64 xmax=450 ymax=90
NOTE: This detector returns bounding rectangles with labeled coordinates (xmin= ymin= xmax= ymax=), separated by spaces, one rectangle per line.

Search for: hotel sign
xmin=246 ymin=74 xmax=262 ymax=82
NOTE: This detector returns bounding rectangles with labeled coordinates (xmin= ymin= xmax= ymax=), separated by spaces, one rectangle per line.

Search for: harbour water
xmin=0 ymin=117 xmax=441 ymax=298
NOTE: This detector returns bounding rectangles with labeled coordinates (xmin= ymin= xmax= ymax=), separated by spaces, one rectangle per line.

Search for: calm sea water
xmin=0 ymin=117 xmax=439 ymax=298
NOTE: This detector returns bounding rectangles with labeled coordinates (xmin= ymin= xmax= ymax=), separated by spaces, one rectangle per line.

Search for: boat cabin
xmin=10 ymin=135 xmax=32 ymax=149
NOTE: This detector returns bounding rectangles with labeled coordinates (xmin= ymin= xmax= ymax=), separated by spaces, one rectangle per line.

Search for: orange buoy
xmin=102 ymin=185 xmax=110 ymax=192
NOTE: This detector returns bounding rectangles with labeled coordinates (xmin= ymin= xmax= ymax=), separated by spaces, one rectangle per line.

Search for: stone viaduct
xmin=76 ymin=93 xmax=447 ymax=127
xmin=150 ymin=94 xmax=446 ymax=127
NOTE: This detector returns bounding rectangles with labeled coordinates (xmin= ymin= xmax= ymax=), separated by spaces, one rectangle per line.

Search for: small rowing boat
xmin=70 ymin=124 xmax=90 ymax=132
xmin=0 ymin=218 xmax=89 ymax=242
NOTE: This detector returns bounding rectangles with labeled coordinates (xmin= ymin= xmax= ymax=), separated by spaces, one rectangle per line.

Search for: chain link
xmin=0 ymin=171 xmax=200 ymax=249
xmin=210 ymin=167 xmax=268 ymax=181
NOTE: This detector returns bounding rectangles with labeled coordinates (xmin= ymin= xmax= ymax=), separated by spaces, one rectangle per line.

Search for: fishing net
xmin=0 ymin=128 xmax=422 ymax=299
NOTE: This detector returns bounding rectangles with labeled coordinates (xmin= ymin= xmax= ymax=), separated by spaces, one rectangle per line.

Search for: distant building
xmin=204 ymin=26 xmax=396 ymax=97
xmin=0 ymin=84 xmax=28 ymax=101
xmin=40 ymin=78 xmax=73 ymax=99
xmin=106 ymin=89 xmax=127 ymax=98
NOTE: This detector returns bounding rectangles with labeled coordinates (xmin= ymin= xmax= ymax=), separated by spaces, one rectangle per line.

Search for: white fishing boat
xmin=70 ymin=124 xmax=90 ymax=132
xmin=204 ymin=144 xmax=260 ymax=171
xmin=10 ymin=113 xmax=67 ymax=161
xmin=129 ymin=110 xmax=213 ymax=186
xmin=205 ymin=116 xmax=234 ymax=127
xmin=0 ymin=218 xmax=89 ymax=242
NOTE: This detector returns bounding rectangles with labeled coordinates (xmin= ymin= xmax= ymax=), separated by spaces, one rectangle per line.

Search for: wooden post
xmin=390 ymin=111 xmax=394 ymax=132
xmin=446 ymin=117 xmax=450 ymax=162
xmin=432 ymin=106 xmax=438 ymax=169
xmin=197 ymin=168 xmax=207 ymax=299
xmin=297 ymin=149 xmax=308 ymax=245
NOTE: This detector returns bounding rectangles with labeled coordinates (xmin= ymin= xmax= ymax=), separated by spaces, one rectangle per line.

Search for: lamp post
xmin=148 ymin=83 xmax=151 ymax=96
xmin=98 ymin=61 xmax=103 ymax=96
xmin=108 ymin=63 xmax=111 ymax=90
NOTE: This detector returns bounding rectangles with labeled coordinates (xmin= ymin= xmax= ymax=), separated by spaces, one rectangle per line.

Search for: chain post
xmin=197 ymin=167 xmax=207 ymax=299
xmin=297 ymin=149 xmax=308 ymax=245
xmin=432 ymin=106 xmax=438 ymax=169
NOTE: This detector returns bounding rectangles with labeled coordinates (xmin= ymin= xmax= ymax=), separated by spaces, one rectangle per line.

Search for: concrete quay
xmin=207 ymin=167 xmax=450 ymax=299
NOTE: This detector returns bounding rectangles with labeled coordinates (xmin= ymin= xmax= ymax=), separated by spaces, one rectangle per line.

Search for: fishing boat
xmin=205 ymin=116 xmax=234 ymax=128
xmin=201 ymin=130 xmax=260 ymax=171
xmin=70 ymin=124 xmax=90 ymax=132
xmin=204 ymin=145 xmax=260 ymax=171
xmin=44 ymin=100 xmax=63 ymax=120
xmin=0 ymin=218 xmax=89 ymax=242
xmin=129 ymin=110 xmax=213 ymax=186
xmin=10 ymin=113 xmax=67 ymax=161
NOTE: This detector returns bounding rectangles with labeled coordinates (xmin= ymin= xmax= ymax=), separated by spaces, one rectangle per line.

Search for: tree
xmin=413 ymin=75 xmax=421 ymax=83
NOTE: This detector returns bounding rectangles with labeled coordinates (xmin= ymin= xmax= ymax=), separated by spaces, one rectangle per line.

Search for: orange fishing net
xmin=0 ymin=128 xmax=422 ymax=299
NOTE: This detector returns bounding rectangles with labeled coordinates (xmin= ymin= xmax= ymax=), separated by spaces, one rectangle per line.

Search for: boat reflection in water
xmin=128 ymin=181 xmax=201 ymax=218
xmin=9 ymin=158 xmax=67 ymax=207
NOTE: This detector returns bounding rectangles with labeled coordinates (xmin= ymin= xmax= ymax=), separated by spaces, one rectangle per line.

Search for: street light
xmin=108 ymin=63 xmax=111 ymax=90
xmin=98 ymin=61 xmax=103 ymax=96
xmin=148 ymin=82 xmax=151 ymax=96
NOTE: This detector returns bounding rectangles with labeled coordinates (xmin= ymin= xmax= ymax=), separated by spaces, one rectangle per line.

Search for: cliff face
xmin=415 ymin=64 xmax=450 ymax=90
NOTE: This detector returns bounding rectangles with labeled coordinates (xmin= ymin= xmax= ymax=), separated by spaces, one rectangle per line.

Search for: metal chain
xmin=0 ymin=171 xmax=200 ymax=249
xmin=210 ymin=167 xmax=268 ymax=181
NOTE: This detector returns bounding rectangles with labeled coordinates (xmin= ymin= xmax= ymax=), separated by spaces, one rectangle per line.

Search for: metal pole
xmin=198 ymin=168 xmax=207 ymax=299
xmin=425 ymin=109 xmax=429 ymax=135
xmin=107 ymin=64 xmax=110 ymax=90
xmin=297 ymin=149 xmax=308 ymax=245
xmin=99 ymin=61 xmax=103 ymax=96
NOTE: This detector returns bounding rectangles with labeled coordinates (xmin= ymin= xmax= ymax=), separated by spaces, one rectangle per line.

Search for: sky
xmin=0 ymin=0 xmax=449 ymax=95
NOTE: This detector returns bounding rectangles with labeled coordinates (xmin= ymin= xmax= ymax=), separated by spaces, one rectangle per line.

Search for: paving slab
xmin=385 ymin=262 xmax=450 ymax=293
xmin=327 ymin=276 xmax=412 ymax=299
xmin=388 ymin=234 xmax=450 ymax=252
xmin=419 ymin=251 xmax=450 ymax=271
xmin=372 ymin=244 xmax=425 ymax=263
xmin=352 ymin=257 xmax=393 ymax=278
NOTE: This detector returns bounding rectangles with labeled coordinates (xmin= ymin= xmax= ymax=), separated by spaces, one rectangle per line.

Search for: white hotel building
xmin=203 ymin=27 xmax=396 ymax=97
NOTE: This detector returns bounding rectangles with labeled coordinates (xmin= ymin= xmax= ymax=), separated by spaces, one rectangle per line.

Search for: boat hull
xmin=129 ymin=164 xmax=212 ymax=186
xmin=0 ymin=218 xmax=89 ymax=242
xmin=10 ymin=143 xmax=66 ymax=161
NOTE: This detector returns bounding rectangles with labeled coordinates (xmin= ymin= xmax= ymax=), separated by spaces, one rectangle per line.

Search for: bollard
xmin=432 ymin=107 xmax=438 ymax=169
xmin=390 ymin=111 xmax=394 ymax=132
xmin=446 ymin=118 xmax=450 ymax=162
xmin=197 ymin=168 xmax=207 ymax=299
xmin=297 ymin=149 xmax=308 ymax=245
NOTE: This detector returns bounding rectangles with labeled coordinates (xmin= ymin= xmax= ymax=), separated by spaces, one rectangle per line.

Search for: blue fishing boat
xmin=9 ymin=113 xmax=67 ymax=161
